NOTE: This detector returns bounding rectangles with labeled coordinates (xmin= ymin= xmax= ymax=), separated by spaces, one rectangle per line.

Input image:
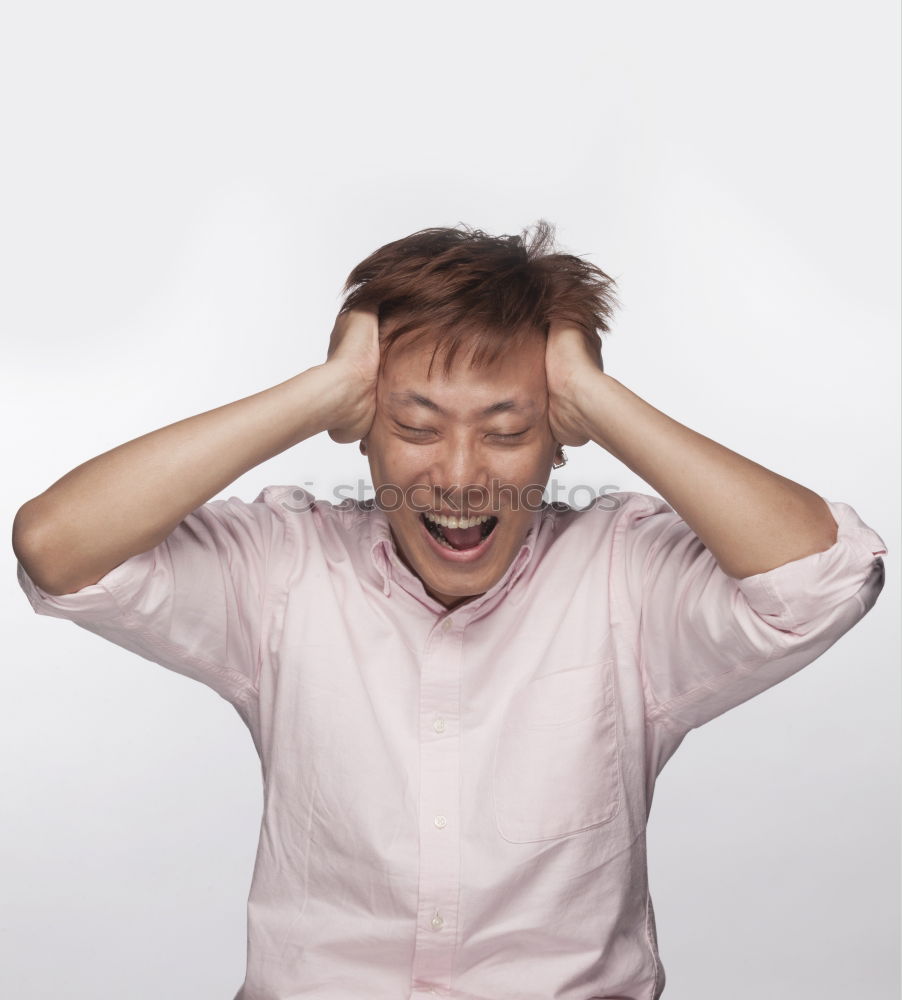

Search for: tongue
xmin=443 ymin=524 xmax=484 ymax=550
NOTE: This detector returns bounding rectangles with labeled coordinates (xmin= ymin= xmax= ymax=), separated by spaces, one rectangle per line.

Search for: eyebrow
xmin=389 ymin=391 xmax=533 ymax=418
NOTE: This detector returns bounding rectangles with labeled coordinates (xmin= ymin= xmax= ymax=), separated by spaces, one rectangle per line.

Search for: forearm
xmin=13 ymin=363 xmax=344 ymax=594
xmin=575 ymin=371 xmax=838 ymax=579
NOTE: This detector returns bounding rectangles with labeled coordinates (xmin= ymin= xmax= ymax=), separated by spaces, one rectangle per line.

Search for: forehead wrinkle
xmin=388 ymin=390 xmax=537 ymax=419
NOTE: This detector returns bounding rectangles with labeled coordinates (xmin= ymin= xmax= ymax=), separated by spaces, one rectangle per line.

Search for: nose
xmin=430 ymin=437 xmax=492 ymax=512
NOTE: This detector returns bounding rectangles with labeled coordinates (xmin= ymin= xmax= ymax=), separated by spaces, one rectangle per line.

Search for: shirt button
xmin=434 ymin=815 xmax=447 ymax=829
xmin=431 ymin=912 xmax=444 ymax=930
xmin=433 ymin=717 xmax=446 ymax=733
xmin=441 ymin=619 xmax=452 ymax=632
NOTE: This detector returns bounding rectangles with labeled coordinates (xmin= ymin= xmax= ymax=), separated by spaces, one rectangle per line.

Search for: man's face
xmin=364 ymin=332 xmax=558 ymax=609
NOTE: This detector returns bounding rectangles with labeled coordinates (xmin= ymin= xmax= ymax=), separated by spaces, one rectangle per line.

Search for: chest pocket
xmin=492 ymin=659 xmax=622 ymax=843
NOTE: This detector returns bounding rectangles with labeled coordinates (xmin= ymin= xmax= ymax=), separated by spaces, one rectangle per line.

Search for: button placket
xmin=411 ymin=614 xmax=462 ymax=984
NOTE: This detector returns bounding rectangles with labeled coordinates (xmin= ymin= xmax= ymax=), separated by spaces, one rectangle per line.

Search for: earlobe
xmin=359 ymin=440 xmax=368 ymax=455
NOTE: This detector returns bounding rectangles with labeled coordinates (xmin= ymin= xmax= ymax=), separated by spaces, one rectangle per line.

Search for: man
xmin=13 ymin=222 xmax=887 ymax=999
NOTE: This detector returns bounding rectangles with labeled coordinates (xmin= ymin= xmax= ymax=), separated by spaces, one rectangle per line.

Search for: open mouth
xmin=420 ymin=512 xmax=499 ymax=551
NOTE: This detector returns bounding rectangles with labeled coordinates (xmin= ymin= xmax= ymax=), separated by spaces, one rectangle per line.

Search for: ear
xmin=359 ymin=440 xmax=367 ymax=455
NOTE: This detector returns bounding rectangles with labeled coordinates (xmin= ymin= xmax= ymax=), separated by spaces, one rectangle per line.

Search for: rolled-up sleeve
xmin=615 ymin=493 xmax=887 ymax=735
xmin=16 ymin=490 xmax=290 ymax=709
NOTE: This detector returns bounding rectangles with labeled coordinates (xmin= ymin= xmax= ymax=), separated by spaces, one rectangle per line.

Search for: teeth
xmin=424 ymin=512 xmax=494 ymax=530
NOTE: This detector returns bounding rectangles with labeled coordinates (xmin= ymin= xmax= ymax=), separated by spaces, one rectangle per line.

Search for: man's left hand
xmin=544 ymin=320 xmax=604 ymax=447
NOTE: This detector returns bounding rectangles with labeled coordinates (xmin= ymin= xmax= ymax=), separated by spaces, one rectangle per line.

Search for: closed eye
xmin=397 ymin=423 xmax=527 ymax=441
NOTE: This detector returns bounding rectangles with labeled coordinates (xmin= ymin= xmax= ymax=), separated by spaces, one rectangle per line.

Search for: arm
xmin=545 ymin=324 xmax=838 ymax=580
xmin=12 ymin=309 xmax=379 ymax=596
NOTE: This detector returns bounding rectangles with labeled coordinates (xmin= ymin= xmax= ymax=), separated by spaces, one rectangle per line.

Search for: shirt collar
xmin=366 ymin=502 xmax=546 ymax=613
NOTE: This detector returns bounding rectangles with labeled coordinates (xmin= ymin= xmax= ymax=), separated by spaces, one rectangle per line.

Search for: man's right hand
xmin=323 ymin=308 xmax=381 ymax=444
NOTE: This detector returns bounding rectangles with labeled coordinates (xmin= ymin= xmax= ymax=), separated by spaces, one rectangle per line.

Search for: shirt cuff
xmin=16 ymin=549 xmax=154 ymax=623
xmin=735 ymin=500 xmax=887 ymax=635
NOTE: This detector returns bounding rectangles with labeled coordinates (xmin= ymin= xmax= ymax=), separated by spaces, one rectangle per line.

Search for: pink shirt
xmin=17 ymin=486 xmax=887 ymax=999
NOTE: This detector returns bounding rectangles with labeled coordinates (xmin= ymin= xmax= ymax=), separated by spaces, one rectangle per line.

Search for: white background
xmin=2 ymin=2 xmax=899 ymax=997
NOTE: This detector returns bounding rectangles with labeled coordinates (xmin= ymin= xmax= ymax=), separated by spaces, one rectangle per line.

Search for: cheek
xmin=369 ymin=444 xmax=423 ymax=486
xmin=507 ymin=445 xmax=553 ymax=477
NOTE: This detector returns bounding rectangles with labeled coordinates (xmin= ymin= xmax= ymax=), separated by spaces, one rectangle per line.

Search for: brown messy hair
xmin=337 ymin=219 xmax=620 ymax=378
